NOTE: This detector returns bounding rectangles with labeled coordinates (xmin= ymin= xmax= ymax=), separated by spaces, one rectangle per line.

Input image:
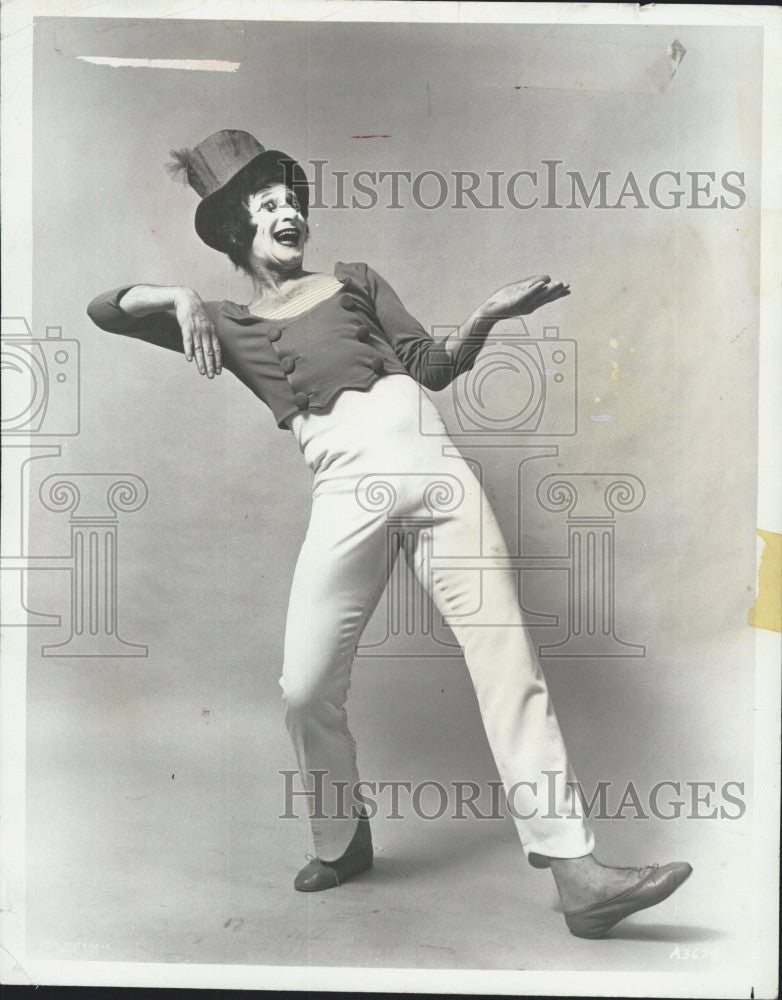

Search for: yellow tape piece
xmin=748 ymin=529 xmax=782 ymax=633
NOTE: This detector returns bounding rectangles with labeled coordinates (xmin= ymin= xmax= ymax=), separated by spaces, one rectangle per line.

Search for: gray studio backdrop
xmin=22 ymin=17 xmax=760 ymax=969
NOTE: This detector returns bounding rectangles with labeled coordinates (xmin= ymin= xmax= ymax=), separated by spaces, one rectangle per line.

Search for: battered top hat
xmin=167 ymin=129 xmax=310 ymax=252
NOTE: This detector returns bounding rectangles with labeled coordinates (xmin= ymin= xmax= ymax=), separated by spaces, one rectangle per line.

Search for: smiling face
xmin=245 ymin=184 xmax=307 ymax=274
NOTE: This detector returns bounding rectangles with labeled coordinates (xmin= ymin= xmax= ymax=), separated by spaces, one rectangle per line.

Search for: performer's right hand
xmin=173 ymin=287 xmax=222 ymax=378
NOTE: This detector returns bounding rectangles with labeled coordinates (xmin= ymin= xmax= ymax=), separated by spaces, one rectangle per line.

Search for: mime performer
xmin=88 ymin=130 xmax=692 ymax=938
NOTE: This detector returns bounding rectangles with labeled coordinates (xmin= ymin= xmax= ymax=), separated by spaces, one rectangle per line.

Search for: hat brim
xmin=194 ymin=149 xmax=310 ymax=252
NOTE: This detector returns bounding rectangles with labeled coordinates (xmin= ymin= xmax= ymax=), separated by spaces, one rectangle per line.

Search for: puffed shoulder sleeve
xmin=86 ymin=286 xmax=185 ymax=354
xmin=359 ymin=263 xmax=481 ymax=391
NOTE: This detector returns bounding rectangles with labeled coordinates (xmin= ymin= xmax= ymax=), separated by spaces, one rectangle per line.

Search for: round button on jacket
xmin=340 ymin=295 xmax=357 ymax=311
xmin=294 ymin=392 xmax=309 ymax=410
xmin=370 ymin=357 xmax=385 ymax=375
xmin=355 ymin=325 xmax=370 ymax=342
xmin=267 ymin=328 xmax=282 ymax=342
xmin=280 ymin=356 xmax=296 ymax=375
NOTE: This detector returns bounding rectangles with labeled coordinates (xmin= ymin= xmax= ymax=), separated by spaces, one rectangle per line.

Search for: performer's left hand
xmin=479 ymin=275 xmax=570 ymax=321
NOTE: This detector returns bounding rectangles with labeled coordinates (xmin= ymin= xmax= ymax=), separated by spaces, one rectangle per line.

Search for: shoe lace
xmin=304 ymin=853 xmax=321 ymax=863
xmin=636 ymin=862 xmax=660 ymax=879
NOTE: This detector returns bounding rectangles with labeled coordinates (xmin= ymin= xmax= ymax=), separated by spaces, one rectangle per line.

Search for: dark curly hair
xmin=202 ymin=156 xmax=310 ymax=275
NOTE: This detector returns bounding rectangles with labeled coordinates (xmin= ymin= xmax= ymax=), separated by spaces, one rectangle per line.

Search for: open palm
xmin=481 ymin=275 xmax=570 ymax=321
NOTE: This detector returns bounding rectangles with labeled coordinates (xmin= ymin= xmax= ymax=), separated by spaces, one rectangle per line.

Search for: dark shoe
xmin=293 ymin=815 xmax=373 ymax=892
xmin=565 ymin=862 xmax=693 ymax=939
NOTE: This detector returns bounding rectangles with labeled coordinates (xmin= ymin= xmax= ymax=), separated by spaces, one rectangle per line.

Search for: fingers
xmin=211 ymin=330 xmax=223 ymax=375
xmin=521 ymin=276 xmax=550 ymax=296
xmin=182 ymin=325 xmax=195 ymax=363
xmin=183 ymin=319 xmax=221 ymax=377
xmin=530 ymin=279 xmax=570 ymax=308
xmin=543 ymin=285 xmax=571 ymax=305
xmin=194 ymin=331 xmax=218 ymax=377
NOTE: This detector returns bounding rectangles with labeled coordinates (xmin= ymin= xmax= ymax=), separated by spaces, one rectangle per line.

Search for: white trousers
xmin=280 ymin=375 xmax=595 ymax=864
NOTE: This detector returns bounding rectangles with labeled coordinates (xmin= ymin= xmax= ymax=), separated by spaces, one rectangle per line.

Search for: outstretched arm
xmin=87 ymin=284 xmax=222 ymax=378
xmin=363 ymin=264 xmax=569 ymax=390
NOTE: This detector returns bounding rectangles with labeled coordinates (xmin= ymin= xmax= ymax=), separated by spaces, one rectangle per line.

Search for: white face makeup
xmin=245 ymin=184 xmax=307 ymax=272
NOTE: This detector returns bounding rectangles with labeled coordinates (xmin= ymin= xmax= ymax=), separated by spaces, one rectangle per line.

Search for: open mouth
xmin=274 ymin=227 xmax=301 ymax=248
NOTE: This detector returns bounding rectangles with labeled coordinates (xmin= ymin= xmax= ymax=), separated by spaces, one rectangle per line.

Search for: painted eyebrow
xmin=248 ymin=191 xmax=300 ymax=209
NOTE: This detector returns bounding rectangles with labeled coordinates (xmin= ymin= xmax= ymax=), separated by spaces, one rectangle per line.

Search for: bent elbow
xmin=86 ymin=298 xmax=100 ymax=326
xmin=86 ymin=294 xmax=112 ymax=331
xmin=86 ymin=288 xmax=138 ymax=334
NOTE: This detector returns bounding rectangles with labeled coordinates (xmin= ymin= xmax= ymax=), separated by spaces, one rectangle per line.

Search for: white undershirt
xmin=251 ymin=276 xmax=343 ymax=321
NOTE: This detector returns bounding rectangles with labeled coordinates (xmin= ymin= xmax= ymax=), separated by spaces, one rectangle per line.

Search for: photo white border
xmin=1 ymin=2 xmax=779 ymax=995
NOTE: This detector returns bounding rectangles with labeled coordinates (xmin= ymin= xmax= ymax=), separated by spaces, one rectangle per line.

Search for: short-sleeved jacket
xmin=87 ymin=261 xmax=484 ymax=430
